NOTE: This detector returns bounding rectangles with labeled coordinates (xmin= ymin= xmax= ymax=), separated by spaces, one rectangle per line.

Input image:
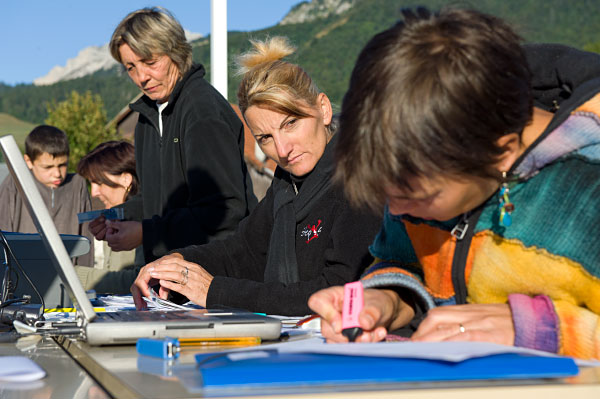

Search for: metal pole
xmin=210 ymin=0 xmax=228 ymax=99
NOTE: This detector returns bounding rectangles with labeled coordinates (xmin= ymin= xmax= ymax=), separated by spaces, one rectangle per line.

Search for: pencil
xmin=296 ymin=314 xmax=319 ymax=327
xmin=178 ymin=336 xmax=261 ymax=347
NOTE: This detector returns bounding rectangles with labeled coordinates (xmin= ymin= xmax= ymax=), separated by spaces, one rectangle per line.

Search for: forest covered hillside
xmin=1 ymin=0 xmax=598 ymax=126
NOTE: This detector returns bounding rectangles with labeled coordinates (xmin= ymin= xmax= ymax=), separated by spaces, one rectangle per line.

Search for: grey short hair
xmin=109 ymin=7 xmax=192 ymax=76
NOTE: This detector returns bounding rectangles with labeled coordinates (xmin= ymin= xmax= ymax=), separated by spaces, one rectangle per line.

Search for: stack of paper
xmin=97 ymin=295 xmax=137 ymax=310
xmin=97 ymin=291 xmax=200 ymax=311
xmin=144 ymin=289 xmax=195 ymax=310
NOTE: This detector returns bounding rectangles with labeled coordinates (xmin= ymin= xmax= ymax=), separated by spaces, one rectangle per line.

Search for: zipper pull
xmin=451 ymin=213 xmax=469 ymax=240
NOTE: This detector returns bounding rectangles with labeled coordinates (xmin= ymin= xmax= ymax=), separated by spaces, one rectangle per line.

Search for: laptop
xmin=0 ymin=134 xmax=281 ymax=345
xmin=2 ymin=232 xmax=90 ymax=308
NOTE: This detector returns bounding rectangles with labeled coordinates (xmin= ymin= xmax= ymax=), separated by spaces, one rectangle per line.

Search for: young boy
xmin=308 ymin=8 xmax=600 ymax=360
xmin=0 ymin=125 xmax=94 ymax=265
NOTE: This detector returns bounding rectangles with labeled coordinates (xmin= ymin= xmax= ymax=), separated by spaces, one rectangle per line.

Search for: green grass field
xmin=0 ymin=113 xmax=35 ymax=158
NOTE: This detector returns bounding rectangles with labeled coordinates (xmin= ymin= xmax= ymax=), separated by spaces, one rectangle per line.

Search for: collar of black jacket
xmin=129 ymin=63 xmax=207 ymax=115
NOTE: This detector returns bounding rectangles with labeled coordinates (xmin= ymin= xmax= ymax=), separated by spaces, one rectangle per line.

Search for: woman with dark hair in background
xmin=76 ymin=141 xmax=143 ymax=294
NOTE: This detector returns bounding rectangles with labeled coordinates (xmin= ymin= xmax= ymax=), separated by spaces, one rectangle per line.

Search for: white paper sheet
xmin=229 ymin=337 xmax=600 ymax=367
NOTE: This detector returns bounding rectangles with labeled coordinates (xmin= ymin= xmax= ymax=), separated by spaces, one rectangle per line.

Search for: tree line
xmin=1 ymin=0 xmax=598 ymax=168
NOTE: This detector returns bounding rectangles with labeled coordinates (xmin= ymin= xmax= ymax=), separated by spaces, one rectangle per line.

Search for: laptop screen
xmin=0 ymin=135 xmax=97 ymax=321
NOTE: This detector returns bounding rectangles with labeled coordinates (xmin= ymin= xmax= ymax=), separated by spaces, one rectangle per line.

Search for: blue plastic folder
xmin=191 ymin=350 xmax=578 ymax=396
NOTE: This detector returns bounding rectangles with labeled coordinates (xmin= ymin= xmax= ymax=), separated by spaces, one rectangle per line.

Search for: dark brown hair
xmin=336 ymin=7 xmax=533 ymax=210
xmin=25 ymin=125 xmax=69 ymax=161
xmin=77 ymin=141 xmax=139 ymax=201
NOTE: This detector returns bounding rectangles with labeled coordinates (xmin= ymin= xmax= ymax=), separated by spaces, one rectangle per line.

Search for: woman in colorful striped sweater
xmin=308 ymin=7 xmax=600 ymax=359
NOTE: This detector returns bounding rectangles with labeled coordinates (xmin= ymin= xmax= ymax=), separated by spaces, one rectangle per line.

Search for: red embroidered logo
xmin=301 ymin=219 xmax=322 ymax=243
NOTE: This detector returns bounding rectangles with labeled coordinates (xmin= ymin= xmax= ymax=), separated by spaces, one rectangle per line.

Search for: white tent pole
xmin=210 ymin=0 xmax=228 ymax=99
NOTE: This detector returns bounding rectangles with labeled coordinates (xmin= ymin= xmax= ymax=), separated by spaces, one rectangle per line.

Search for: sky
xmin=1 ymin=0 xmax=302 ymax=86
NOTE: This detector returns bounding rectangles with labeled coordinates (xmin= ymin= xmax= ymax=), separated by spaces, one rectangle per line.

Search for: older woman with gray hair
xmin=89 ymin=7 xmax=256 ymax=265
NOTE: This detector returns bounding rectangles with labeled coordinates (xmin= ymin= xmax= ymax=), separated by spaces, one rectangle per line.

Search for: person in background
xmin=0 ymin=125 xmax=93 ymax=266
xmin=90 ymin=7 xmax=257 ymax=264
xmin=75 ymin=141 xmax=143 ymax=294
xmin=308 ymin=7 xmax=600 ymax=360
xmin=130 ymin=37 xmax=382 ymax=316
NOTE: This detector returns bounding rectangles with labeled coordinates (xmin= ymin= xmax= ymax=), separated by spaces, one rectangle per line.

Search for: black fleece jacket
xmin=121 ymin=64 xmax=257 ymax=262
xmin=177 ymin=163 xmax=382 ymax=316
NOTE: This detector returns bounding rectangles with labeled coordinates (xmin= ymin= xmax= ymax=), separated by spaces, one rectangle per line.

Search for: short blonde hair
xmin=237 ymin=37 xmax=321 ymax=120
xmin=109 ymin=7 xmax=192 ymax=76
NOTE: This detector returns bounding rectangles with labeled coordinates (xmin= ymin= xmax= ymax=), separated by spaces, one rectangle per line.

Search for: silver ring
xmin=458 ymin=323 xmax=466 ymax=333
xmin=180 ymin=266 xmax=189 ymax=285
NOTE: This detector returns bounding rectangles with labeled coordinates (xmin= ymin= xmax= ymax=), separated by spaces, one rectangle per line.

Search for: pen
xmin=295 ymin=314 xmax=321 ymax=329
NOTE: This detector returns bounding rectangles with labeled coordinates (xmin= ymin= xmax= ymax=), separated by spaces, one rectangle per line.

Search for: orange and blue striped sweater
xmin=361 ymin=44 xmax=600 ymax=360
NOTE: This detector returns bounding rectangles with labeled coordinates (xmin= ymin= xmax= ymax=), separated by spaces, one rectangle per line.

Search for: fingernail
xmin=148 ymin=267 xmax=154 ymax=273
xmin=331 ymin=321 xmax=339 ymax=332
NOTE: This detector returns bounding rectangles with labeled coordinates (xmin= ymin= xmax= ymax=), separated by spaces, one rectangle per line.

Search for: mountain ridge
xmin=1 ymin=0 xmax=598 ymax=126
xmin=32 ymin=1 xmax=344 ymax=87
xmin=33 ymin=30 xmax=205 ymax=86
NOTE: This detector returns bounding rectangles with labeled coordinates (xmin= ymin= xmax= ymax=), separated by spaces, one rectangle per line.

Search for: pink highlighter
xmin=341 ymin=281 xmax=364 ymax=342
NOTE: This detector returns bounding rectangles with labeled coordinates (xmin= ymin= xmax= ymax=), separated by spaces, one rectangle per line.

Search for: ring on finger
xmin=180 ymin=266 xmax=189 ymax=285
xmin=458 ymin=323 xmax=466 ymax=333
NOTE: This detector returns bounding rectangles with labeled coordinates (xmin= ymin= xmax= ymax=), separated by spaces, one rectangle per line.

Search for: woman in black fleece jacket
xmin=131 ymin=37 xmax=382 ymax=316
xmin=90 ymin=7 xmax=256 ymax=263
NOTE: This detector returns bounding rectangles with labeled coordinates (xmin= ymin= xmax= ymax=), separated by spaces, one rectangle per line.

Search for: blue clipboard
xmin=190 ymin=350 xmax=578 ymax=396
